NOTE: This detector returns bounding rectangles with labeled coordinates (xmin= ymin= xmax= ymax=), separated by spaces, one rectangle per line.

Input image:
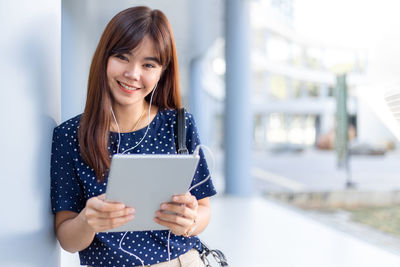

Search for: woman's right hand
xmin=83 ymin=193 xmax=135 ymax=232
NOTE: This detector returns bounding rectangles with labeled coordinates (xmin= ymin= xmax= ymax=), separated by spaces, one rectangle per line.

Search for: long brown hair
xmin=78 ymin=6 xmax=182 ymax=181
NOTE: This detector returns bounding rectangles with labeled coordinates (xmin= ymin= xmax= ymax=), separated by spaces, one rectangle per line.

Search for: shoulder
xmin=157 ymin=108 xmax=177 ymax=118
xmin=54 ymin=114 xmax=82 ymax=133
xmin=157 ymin=108 xmax=196 ymax=125
xmin=52 ymin=114 xmax=82 ymax=144
xmin=185 ymin=111 xmax=196 ymax=123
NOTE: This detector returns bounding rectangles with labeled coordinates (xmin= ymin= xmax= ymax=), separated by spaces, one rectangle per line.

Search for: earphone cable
xmin=110 ymin=83 xmax=157 ymax=155
xmin=111 ymin=86 xmax=215 ymax=266
xmin=117 ymin=143 xmax=215 ymax=266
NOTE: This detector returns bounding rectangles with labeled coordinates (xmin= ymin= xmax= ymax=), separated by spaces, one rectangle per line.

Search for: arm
xmin=154 ymin=193 xmax=210 ymax=237
xmin=188 ymin=197 xmax=210 ymax=236
xmin=55 ymin=210 xmax=95 ymax=253
xmin=55 ymin=194 xmax=135 ymax=253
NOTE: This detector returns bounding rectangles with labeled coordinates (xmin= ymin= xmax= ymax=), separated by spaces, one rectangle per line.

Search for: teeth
xmin=119 ymin=81 xmax=137 ymax=91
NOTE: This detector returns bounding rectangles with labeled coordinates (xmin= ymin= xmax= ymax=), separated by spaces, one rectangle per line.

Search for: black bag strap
xmin=176 ymin=108 xmax=189 ymax=155
xmin=200 ymin=240 xmax=229 ymax=267
xmin=175 ymin=108 xmax=229 ymax=266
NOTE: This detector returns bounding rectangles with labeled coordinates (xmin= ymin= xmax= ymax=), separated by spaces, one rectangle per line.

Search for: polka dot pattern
xmin=50 ymin=108 xmax=216 ymax=266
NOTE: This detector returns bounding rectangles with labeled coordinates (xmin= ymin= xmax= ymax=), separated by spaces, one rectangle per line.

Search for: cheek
xmin=106 ymin=59 xmax=122 ymax=81
xmin=106 ymin=64 xmax=113 ymax=84
xmin=145 ymin=70 xmax=162 ymax=85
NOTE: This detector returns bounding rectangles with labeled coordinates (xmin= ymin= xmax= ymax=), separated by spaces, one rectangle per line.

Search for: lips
xmin=117 ymin=81 xmax=141 ymax=94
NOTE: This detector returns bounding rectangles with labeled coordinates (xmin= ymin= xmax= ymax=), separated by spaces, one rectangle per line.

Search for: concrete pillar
xmin=61 ymin=0 xmax=90 ymax=121
xmin=188 ymin=0 xmax=223 ymax=146
xmin=224 ymin=0 xmax=253 ymax=196
xmin=0 ymin=0 xmax=61 ymax=266
xmin=190 ymin=58 xmax=210 ymax=145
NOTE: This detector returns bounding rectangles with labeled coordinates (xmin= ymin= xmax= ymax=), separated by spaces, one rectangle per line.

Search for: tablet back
xmin=105 ymin=154 xmax=200 ymax=232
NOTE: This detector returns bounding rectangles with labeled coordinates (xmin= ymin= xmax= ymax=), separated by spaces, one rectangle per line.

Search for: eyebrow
xmin=144 ymin=57 xmax=161 ymax=65
xmin=125 ymin=52 xmax=161 ymax=65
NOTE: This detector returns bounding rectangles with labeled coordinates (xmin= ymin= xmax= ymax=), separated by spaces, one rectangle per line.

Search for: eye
xmin=144 ymin=63 xmax=156 ymax=69
xmin=115 ymin=54 xmax=128 ymax=61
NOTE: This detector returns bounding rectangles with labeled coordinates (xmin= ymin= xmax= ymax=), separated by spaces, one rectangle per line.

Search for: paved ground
xmin=211 ymin=148 xmax=400 ymax=195
xmin=251 ymin=148 xmax=400 ymax=192
xmin=200 ymin=196 xmax=400 ymax=267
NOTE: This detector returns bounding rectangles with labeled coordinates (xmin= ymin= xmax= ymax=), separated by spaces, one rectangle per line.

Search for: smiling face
xmin=107 ymin=36 xmax=163 ymax=109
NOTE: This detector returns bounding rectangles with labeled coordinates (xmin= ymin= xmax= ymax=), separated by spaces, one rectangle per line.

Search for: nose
xmin=124 ymin=64 xmax=140 ymax=81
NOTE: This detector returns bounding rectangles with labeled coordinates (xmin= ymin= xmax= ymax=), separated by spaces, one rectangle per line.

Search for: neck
xmin=111 ymin=101 xmax=147 ymax=132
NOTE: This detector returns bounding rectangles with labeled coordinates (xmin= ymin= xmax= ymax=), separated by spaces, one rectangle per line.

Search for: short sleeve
xmin=50 ymin=126 xmax=85 ymax=214
xmin=185 ymin=113 xmax=217 ymax=199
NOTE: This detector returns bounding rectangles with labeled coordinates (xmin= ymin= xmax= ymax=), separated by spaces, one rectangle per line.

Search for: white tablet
xmin=104 ymin=153 xmax=200 ymax=232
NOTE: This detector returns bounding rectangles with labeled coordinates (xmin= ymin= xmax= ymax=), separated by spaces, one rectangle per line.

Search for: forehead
xmin=129 ymin=36 xmax=158 ymax=58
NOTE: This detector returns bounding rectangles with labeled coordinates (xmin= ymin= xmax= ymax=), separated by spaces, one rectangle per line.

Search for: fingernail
xmin=173 ymin=196 xmax=179 ymax=201
xmin=128 ymin=208 xmax=135 ymax=214
xmin=161 ymin=204 xmax=167 ymax=209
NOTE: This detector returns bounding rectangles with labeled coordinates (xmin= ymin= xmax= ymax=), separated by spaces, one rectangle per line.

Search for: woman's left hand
xmin=154 ymin=192 xmax=198 ymax=236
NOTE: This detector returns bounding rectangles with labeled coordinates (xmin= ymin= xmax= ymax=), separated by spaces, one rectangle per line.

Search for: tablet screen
xmin=105 ymin=154 xmax=200 ymax=232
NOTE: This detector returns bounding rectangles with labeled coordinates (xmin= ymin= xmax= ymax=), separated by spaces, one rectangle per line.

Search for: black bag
xmin=175 ymin=108 xmax=229 ymax=267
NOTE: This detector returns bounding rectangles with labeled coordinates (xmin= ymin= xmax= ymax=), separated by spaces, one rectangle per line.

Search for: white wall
xmin=0 ymin=0 xmax=61 ymax=266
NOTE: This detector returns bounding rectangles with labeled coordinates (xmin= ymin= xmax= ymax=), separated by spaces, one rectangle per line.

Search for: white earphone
xmin=109 ymin=83 xmax=214 ymax=267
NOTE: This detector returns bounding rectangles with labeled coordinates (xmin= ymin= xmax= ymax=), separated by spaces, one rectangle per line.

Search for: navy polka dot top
xmin=50 ymin=108 xmax=217 ymax=266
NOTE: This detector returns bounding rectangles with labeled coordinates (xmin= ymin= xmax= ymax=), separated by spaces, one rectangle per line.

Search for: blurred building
xmin=251 ymin=0 xmax=367 ymax=150
xmin=202 ymin=0 xmax=370 ymax=151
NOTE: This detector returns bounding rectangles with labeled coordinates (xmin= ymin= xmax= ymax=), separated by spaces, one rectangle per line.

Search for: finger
xmin=160 ymin=203 xmax=196 ymax=220
xmin=172 ymin=193 xmax=198 ymax=208
xmin=103 ymin=215 xmax=135 ymax=229
xmin=97 ymin=193 xmax=106 ymax=200
xmin=155 ymin=210 xmax=193 ymax=227
xmin=88 ymin=196 xmax=125 ymax=212
xmin=153 ymin=217 xmax=185 ymax=235
xmin=95 ymin=214 xmax=135 ymax=231
xmin=172 ymin=193 xmax=191 ymax=204
xmin=96 ymin=207 xmax=135 ymax=219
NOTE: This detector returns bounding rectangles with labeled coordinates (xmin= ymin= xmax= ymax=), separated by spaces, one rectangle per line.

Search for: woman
xmin=51 ymin=6 xmax=216 ymax=267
